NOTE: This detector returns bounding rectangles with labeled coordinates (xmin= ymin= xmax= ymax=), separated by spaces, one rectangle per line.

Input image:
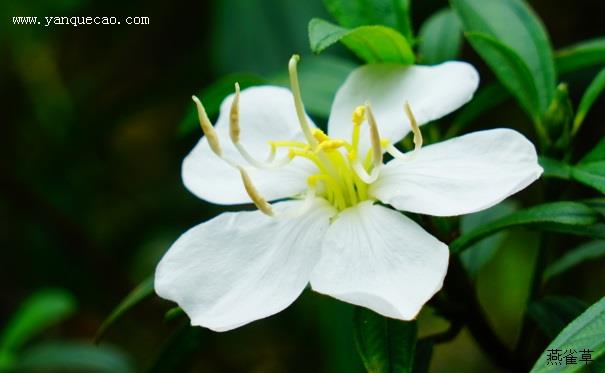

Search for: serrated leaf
xmin=178 ymin=73 xmax=266 ymax=135
xmin=323 ymin=0 xmax=413 ymax=41
xmin=354 ymin=307 xmax=417 ymax=373
xmin=418 ymin=8 xmax=462 ymax=65
xmin=460 ymin=201 xmax=518 ymax=277
xmin=573 ymin=67 xmax=605 ymax=134
xmin=451 ymin=0 xmax=556 ymax=116
xmin=14 ymin=342 xmax=133 ymax=373
xmin=530 ymin=296 xmax=605 ymax=373
xmin=528 ymin=296 xmax=589 ymax=339
xmin=95 ymin=276 xmax=154 ymax=343
xmin=308 ymin=18 xmax=414 ymax=64
xmin=543 ymin=240 xmax=605 ymax=282
xmin=0 ymin=289 xmax=75 ymax=367
xmin=450 ymin=202 xmax=599 ymax=254
xmin=556 ymin=36 xmax=605 ymax=75
xmin=539 ymin=156 xmax=572 ymax=180
xmin=464 ymin=32 xmax=541 ymax=122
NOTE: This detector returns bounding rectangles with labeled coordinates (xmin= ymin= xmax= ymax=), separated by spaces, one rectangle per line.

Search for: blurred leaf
xmin=15 ymin=342 xmax=133 ymax=373
xmin=353 ymin=307 xmax=417 ymax=373
xmin=543 ymin=240 xmax=605 ymax=282
xmin=571 ymin=137 xmax=605 ymax=194
xmin=573 ymin=67 xmax=605 ymax=135
xmin=450 ymin=202 xmax=600 ymax=254
xmin=322 ymin=0 xmax=413 ymax=41
xmin=527 ymin=296 xmax=589 ymax=339
xmin=584 ymin=199 xmax=605 ymax=218
xmin=452 ymin=0 xmax=556 ymax=116
xmin=580 ymin=137 xmax=605 ymax=164
xmin=0 ymin=289 xmax=75 ymax=367
xmin=164 ymin=307 xmax=185 ymax=322
xmin=418 ymin=8 xmax=462 ymax=65
xmin=412 ymin=339 xmax=433 ymax=373
xmin=556 ymin=36 xmax=605 ymax=75
xmin=530 ymin=296 xmax=605 ymax=373
xmin=539 ymin=156 xmax=572 ymax=180
xmin=463 ymin=32 xmax=541 ymax=122
xmin=178 ymin=73 xmax=266 ymax=135
xmin=308 ymin=18 xmax=415 ymax=64
xmin=544 ymin=83 xmax=573 ymax=150
xmin=460 ymin=201 xmax=518 ymax=277
xmin=446 ymin=82 xmax=509 ymax=138
xmin=95 ymin=276 xmax=153 ymax=343
xmin=147 ymin=325 xmax=203 ymax=373
xmin=270 ymin=55 xmax=357 ymax=118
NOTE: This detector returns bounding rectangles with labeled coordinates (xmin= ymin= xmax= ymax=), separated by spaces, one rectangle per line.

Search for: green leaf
xmin=572 ymin=162 xmax=605 ymax=195
xmin=446 ymin=82 xmax=509 ymax=138
xmin=308 ymin=18 xmax=415 ymax=64
xmin=354 ymin=307 xmax=417 ymax=373
xmin=539 ymin=156 xmax=572 ymax=180
xmin=543 ymin=240 xmax=605 ymax=282
xmin=528 ymin=296 xmax=589 ymax=339
xmin=556 ymin=36 xmax=605 ymax=75
xmin=460 ymin=201 xmax=518 ymax=277
xmin=464 ymin=32 xmax=541 ymax=122
xmin=94 ymin=276 xmax=154 ymax=343
xmin=412 ymin=340 xmax=433 ymax=373
xmin=178 ymin=73 xmax=266 ymax=135
xmin=0 ymin=289 xmax=75 ymax=367
xmin=269 ymin=55 xmax=357 ymax=118
xmin=450 ymin=202 xmax=599 ymax=254
xmin=15 ymin=342 xmax=133 ymax=373
xmin=573 ymin=67 xmax=605 ymax=135
xmin=322 ymin=0 xmax=414 ymax=41
xmin=451 ymin=0 xmax=556 ymax=115
xmin=584 ymin=199 xmax=605 ymax=218
xmin=569 ymin=138 xmax=605 ymax=194
xmin=530 ymin=296 xmax=605 ymax=373
xmin=418 ymin=8 xmax=462 ymax=65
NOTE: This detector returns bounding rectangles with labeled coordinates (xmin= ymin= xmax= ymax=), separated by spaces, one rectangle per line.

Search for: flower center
xmin=191 ymin=54 xmax=423 ymax=217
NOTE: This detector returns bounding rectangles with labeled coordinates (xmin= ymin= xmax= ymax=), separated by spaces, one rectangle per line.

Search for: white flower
xmin=155 ymin=56 xmax=543 ymax=332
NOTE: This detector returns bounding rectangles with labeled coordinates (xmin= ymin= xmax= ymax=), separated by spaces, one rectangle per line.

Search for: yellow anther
xmin=365 ymin=103 xmax=383 ymax=168
xmin=405 ymin=102 xmax=423 ymax=151
xmin=192 ymin=95 xmax=222 ymax=156
xmin=348 ymin=150 xmax=357 ymax=161
xmin=312 ymin=128 xmax=330 ymax=143
xmin=229 ymin=83 xmax=241 ymax=143
xmin=317 ymin=139 xmax=345 ymax=152
xmin=352 ymin=105 xmax=366 ymax=126
xmin=380 ymin=138 xmax=390 ymax=147
xmin=238 ymin=167 xmax=274 ymax=216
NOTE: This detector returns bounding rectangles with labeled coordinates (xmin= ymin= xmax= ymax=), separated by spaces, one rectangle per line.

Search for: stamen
xmin=317 ymin=139 xmax=345 ymax=152
xmin=229 ymin=83 xmax=241 ymax=143
xmin=365 ymin=103 xmax=383 ymax=169
xmin=312 ymin=128 xmax=329 ymax=143
xmin=405 ymin=101 xmax=423 ymax=152
xmin=288 ymin=55 xmax=317 ymax=149
xmin=228 ymin=83 xmax=292 ymax=169
xmin=238 ymin=167 xmax=274 ymax=216
xmin=192 ymin=96 xmax=222 ymax=156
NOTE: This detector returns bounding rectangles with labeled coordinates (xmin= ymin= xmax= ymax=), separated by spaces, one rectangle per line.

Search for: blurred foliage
xmin=1 ymin=0 xmax=605 ymax=371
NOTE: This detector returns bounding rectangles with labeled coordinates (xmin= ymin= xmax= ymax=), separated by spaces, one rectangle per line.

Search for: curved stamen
xmin=365 ymin=103 xmax=383 ymax=169
xmin=228 ymin=83 xmax=292 ymax=169
xmin=405 ymin=101 xmax=423 ymax=152
xmin=238 ymin=166 xmax=274 ymax=216
xmin=289 ymin=55 xmax=317 ymax=150
xmin=192 ymin=95 xmax=222 ymax=156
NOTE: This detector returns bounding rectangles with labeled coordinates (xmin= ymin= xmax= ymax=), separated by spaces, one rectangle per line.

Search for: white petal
xmin=327 ymin=62 xmax=479 ymax=154
xmin=155 ymin=198 xmax=336 ymax=331
xmin=183 ymin=86 xmax=316 ymax=205
xmin=371 ymin=128 xmax=543 ymax=216
xmin=311 ymin=201 xmax=449 ymax=320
